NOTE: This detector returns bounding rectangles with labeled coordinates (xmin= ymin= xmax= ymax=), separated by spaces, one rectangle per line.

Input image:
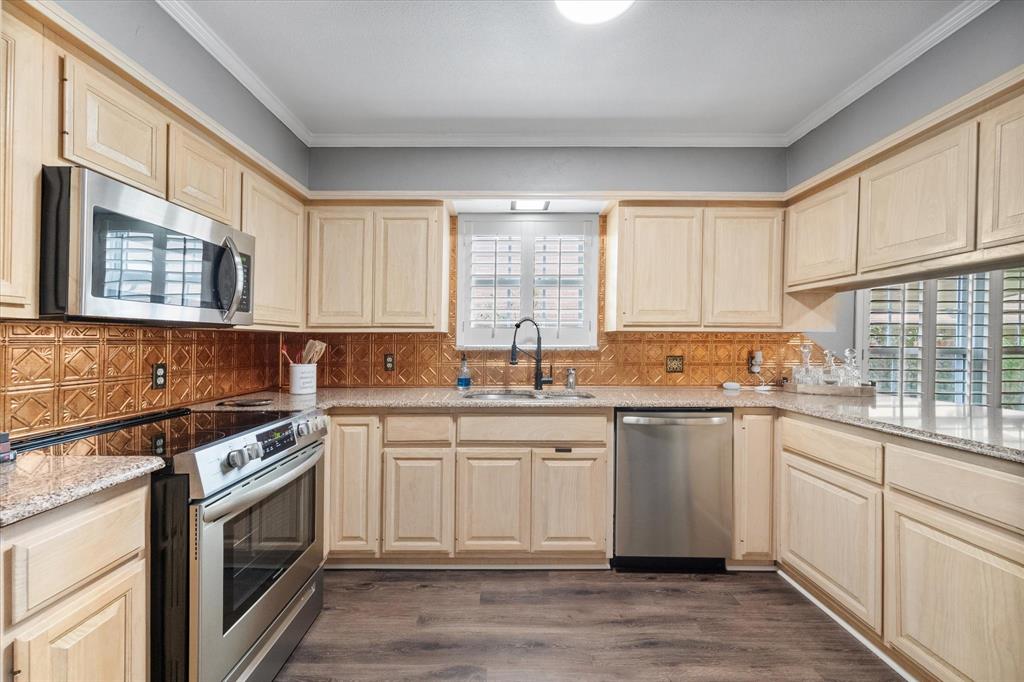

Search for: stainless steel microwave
xmin=40 ymin=166 xmax=254 ymax=326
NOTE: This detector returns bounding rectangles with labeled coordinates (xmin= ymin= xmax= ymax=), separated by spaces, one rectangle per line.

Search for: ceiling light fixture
xmin=555 ymin=0 xmax=635 ymax=25
xmin=511 ymin=200 xmax=551 ymax=211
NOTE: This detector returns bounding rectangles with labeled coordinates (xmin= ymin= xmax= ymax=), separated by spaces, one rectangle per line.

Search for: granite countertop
xmin=193 ymin=386 xmax=1024 ymax=465
xmin=0 ymin=455 xmax=164 ymax=527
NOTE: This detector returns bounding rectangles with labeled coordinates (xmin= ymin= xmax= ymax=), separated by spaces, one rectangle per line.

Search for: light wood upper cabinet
xmin=62 ymin=56 xmax=168 ymax=195
xmin=12 ymin=560 xmax=147 ymax=682
xmin=978 ymin=93 xmax=1024 ymax=248
xmin=885 ymin=491 xmax=1024 ymax=681
xmin=732 ymin=411 xmax=773 ymax=561
xmin=329 ymin=417 xmax=382 ymax=555
xmin=382 ymin=448 xmax=455 ymax=554
xmin=778 ymin=450 xmax=882 ymax=633
xmin=532 ymin=448 xmax=607 ymax=553
xmin=168 ymin=124 xmax=239 ymax=225
xmin=703 ymin=208 xmax=783 ymax=326
xmin=617 ymin=207 xmax=702 ymax=327
xmin=373 ymin=207 xmax=442 ymax=326
xmin=0 ymin=9 xmax=43 ymax=318
xmin=858 ymin=122 xmax=977 ymax=272
xmin=242 ymin=172 xmax=305 ymax=327
xmin=785 ymin=177 xmax=859 ymax=286
xmin=456 ymin=449 xmax=531 ymax=553
xmin=307 ymin=207 xmax=374 ymax=326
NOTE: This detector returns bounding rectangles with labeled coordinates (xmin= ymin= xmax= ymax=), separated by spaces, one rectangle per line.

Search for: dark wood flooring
xmin=276 ymin=570 xmax=900 ymax=681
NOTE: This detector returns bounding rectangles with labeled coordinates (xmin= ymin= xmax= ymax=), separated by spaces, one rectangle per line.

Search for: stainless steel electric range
xmin=12 ymin=407 xmax=328 ymax=682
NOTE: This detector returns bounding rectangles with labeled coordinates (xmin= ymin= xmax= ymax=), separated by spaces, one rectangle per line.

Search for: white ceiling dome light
xmin=555 ymin=0 xmax=635 ymax=25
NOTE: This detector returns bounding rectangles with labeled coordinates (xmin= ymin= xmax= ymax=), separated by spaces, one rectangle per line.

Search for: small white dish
xmin=722 ymin=381 xmax=741 ymax=391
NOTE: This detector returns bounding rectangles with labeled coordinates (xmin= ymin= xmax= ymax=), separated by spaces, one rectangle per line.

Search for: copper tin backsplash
xmin=0 ymin=323 xmax=278 ymax=439
xmin=280 ymin=220 xmax=825 ymax=390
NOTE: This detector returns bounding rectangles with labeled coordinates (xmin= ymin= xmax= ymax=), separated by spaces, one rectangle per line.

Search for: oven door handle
xmin=202 ymin=445 xmax=323 ymax=523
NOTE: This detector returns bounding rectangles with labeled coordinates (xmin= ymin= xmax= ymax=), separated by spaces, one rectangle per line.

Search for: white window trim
xmin=456 ymin=213 xmax=599 ymax=350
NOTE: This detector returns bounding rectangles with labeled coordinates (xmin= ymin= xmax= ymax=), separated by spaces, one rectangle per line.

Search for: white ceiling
xmin=157 ymin=0 xmax=995 ymax=147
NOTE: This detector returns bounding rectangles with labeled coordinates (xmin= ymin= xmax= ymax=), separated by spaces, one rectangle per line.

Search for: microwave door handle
xmin=221 ymin=236 xmax=244 ymax=322
xmin=202 ymin=445 xmax=323 ymax=524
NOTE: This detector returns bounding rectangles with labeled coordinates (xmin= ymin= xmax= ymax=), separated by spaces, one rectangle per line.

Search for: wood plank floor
xmin=276 ymin=570 xmax=900 ymax=681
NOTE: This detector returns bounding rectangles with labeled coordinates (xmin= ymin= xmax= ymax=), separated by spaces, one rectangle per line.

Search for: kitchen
xmin=0 ymin=0 xmax=1022 ymax=680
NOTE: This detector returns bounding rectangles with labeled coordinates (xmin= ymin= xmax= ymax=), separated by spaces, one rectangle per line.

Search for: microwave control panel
xmin=239 ymin=253 xmax=252 ymax=313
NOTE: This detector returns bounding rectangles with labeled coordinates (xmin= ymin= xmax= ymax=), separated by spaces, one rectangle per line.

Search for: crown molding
xmin=155 ymin=0 xmax=314 ymax=146
xmin=781 ymin=0 xmax=998 ymax=145
xmin=306 ymin=131 xmax=790 ymax=147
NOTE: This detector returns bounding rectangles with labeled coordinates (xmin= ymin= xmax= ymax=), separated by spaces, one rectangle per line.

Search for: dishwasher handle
xmin=621 ymin=415 xmax=728 ymax=426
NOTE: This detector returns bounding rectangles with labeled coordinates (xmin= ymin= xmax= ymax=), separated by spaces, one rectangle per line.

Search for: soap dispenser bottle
xmin=456 ymin=353 xmax=472 ymax=390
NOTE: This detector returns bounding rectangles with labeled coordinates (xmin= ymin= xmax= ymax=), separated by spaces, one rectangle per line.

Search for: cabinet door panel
xmin=0 ymin=11 xmax=43 ymax=316
xmin=62 ymin=56 xmax=167 ymax=195
xmin=785 ymin=177 xmax=859 ymax=285
xmin=885 ymin=492 xmax=1024 ymax=681
xmin=619 ymin=208 xmax=702 ymax=327
xmin=13 ymin=561 xmax=147 ymax=682
xmin=373 ymin=208 xmax=440 ymax=326
xmin=733 ymin=412 xmax=773 ymax=560
xmin=307 ymin=208 xmax=374 ymax=326
xmin=456 ymin=449 xmax=531 ymax=552
xmin=978 ymin=93 xmax=1024 ymax=247
xmin=382 ymin=448 xmax=454 ymax=554
xmin=242 ymin=172 xmax=304 ymax=327
xmin=858 ymin=122 xmax=976 ymax=271
xmin=168 ymin=124 xmax=238 ymax=225
xmin=703 ymin=208 xmax=783 ymax=326
xmin=778 ymin=451 xmax=882 ymax=633
xmin=329 ymin=417 xmax=381 ymax=555
xmin=532 ymin=449 xmax=606 ymax=553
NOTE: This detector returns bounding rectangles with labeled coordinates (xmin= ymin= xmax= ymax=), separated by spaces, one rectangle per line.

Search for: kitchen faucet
xmin=509 ymin=317 xmax=553 ymax=391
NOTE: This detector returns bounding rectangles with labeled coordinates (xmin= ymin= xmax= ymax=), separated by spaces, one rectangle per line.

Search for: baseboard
xmin=325 ymin=562 xmax=610 ymax=570
xmin=778 ymin=570 xmax=915 ymax=682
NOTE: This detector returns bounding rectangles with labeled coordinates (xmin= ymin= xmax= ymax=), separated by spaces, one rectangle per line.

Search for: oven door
xmin=190 ymin=442 xmax=324 ymax=682
xmin=44 ymin=166 xmax=254 ymax=325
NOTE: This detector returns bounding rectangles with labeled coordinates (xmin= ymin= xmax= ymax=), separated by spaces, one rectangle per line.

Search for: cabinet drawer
xmin=7 ymin=483 xmax=147 ymax=625
xmin=384 ymin=415 xmax=453 ymax=444
xmin=458 ymin=414 xmax=607 ymax=444
xmin=780 ymin=417 xmax=883 ymax=483
xmin=886 ymin=444 xmax=1024 ymax=533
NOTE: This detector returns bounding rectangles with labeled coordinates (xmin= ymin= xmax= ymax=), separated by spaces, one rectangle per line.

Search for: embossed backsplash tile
xmin=0 ymin=323 xmax=278 ymax=438
xmin=280 ymin=219 xmax=825 ymax=390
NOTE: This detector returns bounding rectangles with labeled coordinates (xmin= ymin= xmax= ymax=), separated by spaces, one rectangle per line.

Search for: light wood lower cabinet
xmin=328 ymin=417 xmax=382 ymax=555
xmin=532 ymin=449 xmax=607 ymax=553
xmin=12 ymin=560 xmax=147 ymax=682
xmin=456 ymin=449 xmax=531 ymax=552
xmin=382 ymin=448 xmax=455 ymax=554
xmin=885 ymin=491 xmax=1024 ymax=681
xmin=732 ymin=411 xmax=773 ymax=561
xmin=778 ymin=450 xmax=882 ymax=633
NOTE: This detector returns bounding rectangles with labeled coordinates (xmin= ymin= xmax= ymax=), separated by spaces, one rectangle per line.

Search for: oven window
xmin=91 ymin=209 xmax=232 ymax=309
xmin=221 ymin=467 xmax=316 ymax=633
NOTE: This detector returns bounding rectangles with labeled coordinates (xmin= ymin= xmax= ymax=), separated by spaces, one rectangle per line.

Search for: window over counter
xmin=456 ymin=214 xmax=599 ymax=349
xmin=856 ymin=267 xmax=1024 ymax=409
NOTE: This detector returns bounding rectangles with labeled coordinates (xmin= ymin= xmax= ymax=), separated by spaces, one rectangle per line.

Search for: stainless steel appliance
xmin=12 ymin=407 xmax=327 ymax=681
xmin=39 ymin=166 xmax=254 ymax=326
xmin=614 ymin=410 xmax=733 ymax=566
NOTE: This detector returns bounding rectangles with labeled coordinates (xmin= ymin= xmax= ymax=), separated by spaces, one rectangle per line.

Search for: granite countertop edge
xmin=193 ymin=388 xmax=1024 ymax=465
xmin=1 ymin=456 xmax=165 ymax=527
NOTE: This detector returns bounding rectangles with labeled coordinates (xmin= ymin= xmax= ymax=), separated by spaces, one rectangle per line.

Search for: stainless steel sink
xmin=462 ymin=389 xmax=595 ymax=401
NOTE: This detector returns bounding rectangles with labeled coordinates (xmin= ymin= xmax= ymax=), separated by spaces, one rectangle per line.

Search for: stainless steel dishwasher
xmin=614 ymin=410 xmax=733 ymax=566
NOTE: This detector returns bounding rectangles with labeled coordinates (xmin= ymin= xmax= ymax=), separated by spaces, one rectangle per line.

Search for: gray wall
xmin=55 ymin=0 xmax=310 ymax=185
xmin=786 ymin=0 xmax=1024 ymax=187
xmin=309 ymin=147 xmax=787 ymax=193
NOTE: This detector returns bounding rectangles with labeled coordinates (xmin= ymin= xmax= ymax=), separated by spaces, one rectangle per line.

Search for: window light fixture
xmin=511 ymin=200 xmax=551 ymax=211
xmin=555 ymin=0 xmax=635 ymax=25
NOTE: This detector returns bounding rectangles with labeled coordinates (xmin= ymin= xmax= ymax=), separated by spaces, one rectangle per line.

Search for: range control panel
xmin=256 ymin=423 xmax=297 ymax=458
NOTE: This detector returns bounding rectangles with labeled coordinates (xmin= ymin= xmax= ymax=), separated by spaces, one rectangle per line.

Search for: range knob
xmin=226 ymin=449 xmax=249 ymax=469
xmin=245 ymin=442 xmax=263 ymax=461
xmin=297 ymin=421 xmax=310 ymax=437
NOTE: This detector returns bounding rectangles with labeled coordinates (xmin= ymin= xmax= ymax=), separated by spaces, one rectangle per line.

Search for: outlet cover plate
xmin=151 ymin=362 xmax=167 ymax=389
xmin=384 ymin=353 xmax=395 ymax=371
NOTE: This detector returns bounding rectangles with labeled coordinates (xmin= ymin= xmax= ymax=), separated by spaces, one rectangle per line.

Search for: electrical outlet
xmin=383 ymin=353 xmax=395 ymax=371
xmin=666 ymin=355 xmax=684 ymax=373
xmin=151 ymin=362 xmax=167 ymax=389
